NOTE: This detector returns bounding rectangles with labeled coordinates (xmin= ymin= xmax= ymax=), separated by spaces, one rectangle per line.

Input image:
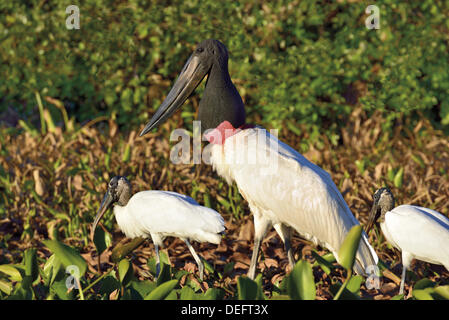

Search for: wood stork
xmin=91 ymin=176 xmax=225 ymax=280
xmin=366 ymin=187 xmax=449 ymax=294
xmin=139 ymin=39 xmax=378 ymax=279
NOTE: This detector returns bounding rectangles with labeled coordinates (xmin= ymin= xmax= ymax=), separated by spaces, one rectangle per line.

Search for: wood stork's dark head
xmin=366 ymin=187 xmax=395 ymax=232
xmin=139 ymin=39 xmax=245 ymax=136
xmin=91 ymin=176 xmax=131 ymax=240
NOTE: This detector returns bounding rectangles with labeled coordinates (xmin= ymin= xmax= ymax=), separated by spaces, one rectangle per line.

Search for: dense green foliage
xmin=1 ymin=1 xmax=449 ymax=136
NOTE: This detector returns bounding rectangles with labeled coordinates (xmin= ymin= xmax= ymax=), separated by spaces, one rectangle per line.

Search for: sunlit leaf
xmin=0 ymin=265 xmax=23 ymax=282
xmin=237 ymin=276 xmax=260 ymax=300
xmin=118 ymin=259 xmax=133 ymax=287
xmin=93 ymin=227 xmax=112 ymax=255
xmin=413 ymin=289 xmax=434 ymax=300
xmin=43 ymin=240 xmax=87 ymax=278
xmin=338 ymin=225 xmax=362 ymax=271
xmin=287 ymin=260 xmax=316 ymax=300
xmin=144 ymin=279 xmax=178 ymax=300
xmin=0 ymin=279 xmax=12 ymax=295
xmin=23 ymin=248 xmax=38 ymax=282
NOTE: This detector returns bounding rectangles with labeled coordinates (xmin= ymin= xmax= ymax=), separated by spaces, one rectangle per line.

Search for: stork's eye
xmin=196 ymin=47 xmax=204 ymax=53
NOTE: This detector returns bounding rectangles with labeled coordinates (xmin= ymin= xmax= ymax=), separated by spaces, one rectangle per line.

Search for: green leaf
xmin=43 ymin=240 xmax=87 ymax=278
xmin=93 ymin=227 xmax=112 ymax=255
xmin=393 ymin=167 xmax=404 ymax=188
xmin=202 ymin=287 xmax=225 ymax=300
xmin=128 ymin=280 xmax=156 ymax=299
xmin=311 ymin=250 xmax=334 ymax=275
xmin=413 ymin=289 xmax=434 ymax=300
xmin=433 ymin=285 xmax=449 ymax=300
xmin=346 ymin=275 xmax=363 ymax=294
xmin=338 ymin=225 xmax=363 ymax=271
xmin=164 ymin=290 xmax=178 ymax=300
xmin=237 ymin=276 xmax=260 ymax=300
xmin=329 ymin=282 xmax=360 ymax=300
xmin=0 ymin=265 xmax=23 ymax=282
xmin=98 ymin=274 xmax=121 ymax=297
xmin=180 ymin=286 xmax=196 ymax=300
xmin=111 ymin=237 xmax=145 ymax=263
xmin=144 ymin=279 xmax=178 ymax=300
xmin=9 ymin=276 xmax=33 ymax=300
xmin=287 ymin=260 xmax=316 ymax=300
xmin=51 ymin=278 xmax=75 ymax=300
xmin=390 ymin=293 xmax=405 ymax=300
xmin=270 ymin=294 xmax=291 ymax=300
xmin=413 ymin=278 xmax=435 ymax=290
xmin=0 ymin=279 xmax=12 ymax=295
xmin=156 ymin=262 xmax=172 ymax=286
xmin=118 ymin=259 xmax=133 ymax=286
xmin=43 ymin=254 xmax=62 ymax=286
xmin=23 ymin=248 xmax=38 ymax=282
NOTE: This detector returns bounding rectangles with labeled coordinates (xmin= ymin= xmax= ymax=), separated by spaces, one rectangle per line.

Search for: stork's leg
xmin=274 ymin=223 xmax=295 ymax=270
xmin=399 ymin=251 xmax=413 ymax=296
xmin=248 ymin=210 xmax=272 ymax=280
xmin=399 ymin=265 xmax=407 ymax=295
xmin=155 ymin=244 xmax=161 ymax=279
xmin=184 ymin=238 xmax=204 ymax=281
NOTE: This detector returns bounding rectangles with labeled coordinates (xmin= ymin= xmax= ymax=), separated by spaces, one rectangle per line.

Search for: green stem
xmin=76 ymin=277 xmax=85 ymax=300
xmin=76 ymin=268 xmax=112 ymax=299
xmin=334 ymin=269 xmax=353 ymax=300
xmin=34 ymin=91 xmax=46 ymax=135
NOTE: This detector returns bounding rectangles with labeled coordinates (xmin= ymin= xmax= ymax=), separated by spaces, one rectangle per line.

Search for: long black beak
xmin=365 ymin=202 xmax=380 ymax=233
xmin=91 ymin=192 xmax=114 ymax=241
xmin=140 ymin=54 xmax=208 ymax=136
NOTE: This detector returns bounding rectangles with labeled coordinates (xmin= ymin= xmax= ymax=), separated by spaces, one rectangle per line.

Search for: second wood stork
xmin=91 ymin=176 xmax=225 ymax=280
xmin=139 ymin=39 xmax=378 ymax=279
xmin=366 ymin=187 xmax=449 ymax=294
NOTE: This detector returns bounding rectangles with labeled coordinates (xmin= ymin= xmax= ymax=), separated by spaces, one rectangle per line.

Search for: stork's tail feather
xmin=353 ymin=233 xmax=379 ymax=276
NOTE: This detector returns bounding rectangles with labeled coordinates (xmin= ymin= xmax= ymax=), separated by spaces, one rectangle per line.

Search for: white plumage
xmin=91 ymin=176 xmax=225 ymax=280
xmin=210 ymin=127 xmax=378 ymax=278
xmin=368 ymin=188 xmax=449 ymax=294
xmin=114 ymin=190 xmax=225 ymax=245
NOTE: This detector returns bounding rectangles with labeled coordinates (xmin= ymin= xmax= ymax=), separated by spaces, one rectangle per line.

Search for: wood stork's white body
xmin=92 ymin=176 xmax=226 ymax=281
xmin=114 ymin=190 xmax=225 ymax=246
xmin=380 ymin=204 xmax=449 ymax=293
xmin=209 ymin=127 xmax=378 ymax=276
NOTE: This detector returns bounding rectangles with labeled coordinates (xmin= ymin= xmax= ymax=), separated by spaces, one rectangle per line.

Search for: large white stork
xmin=366 ymin=187 xmax=449 ymax=294
xmin=139 ymin=39 xmax=378 ymax=279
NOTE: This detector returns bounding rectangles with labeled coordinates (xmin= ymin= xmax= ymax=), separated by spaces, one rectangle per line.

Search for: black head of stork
xmin=366 ymin=187 xmax=395 ymax=232
xmin=139 ymin=39 xmax=246 ymax=136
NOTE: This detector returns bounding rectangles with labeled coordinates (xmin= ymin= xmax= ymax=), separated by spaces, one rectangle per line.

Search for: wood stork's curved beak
xmin=366 ymin=202 xmax=380 ymax=233
xmin=140 ymin=54 xmax=209 ymax=136
xmin=91 ymin=192 xmax=114 ymax=241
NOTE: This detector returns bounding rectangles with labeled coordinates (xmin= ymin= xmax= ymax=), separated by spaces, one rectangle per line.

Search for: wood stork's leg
xmin=184 ymin=238 xmax=204 ymax=281
xmin=155 ymin=244 xmax=161 ymax=279
xmin=248 ymin=210 xmax=272 ymax=280
xmin=399 ymin=251 xmax=413 ymax=296
xmin=274 ymin=223 xmax=295 ymax=270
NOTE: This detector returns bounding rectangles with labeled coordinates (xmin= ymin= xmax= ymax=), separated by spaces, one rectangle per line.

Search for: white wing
xmin=211 ymin=128 xmax=378 ymax=274
xmin=115 ymin=190 xmax=225 ymax=244
xmin=383 ymin=205 xmax=449 ymax=267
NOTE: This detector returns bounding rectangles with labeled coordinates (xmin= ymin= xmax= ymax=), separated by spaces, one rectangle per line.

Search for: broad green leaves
xmin=338 ymin=225 xmax=363 ymax=271
xmin=43 ymin=240 xmax=87 ymax=278
xmin=92 ymin=227 xmax=112 ymax=256
xmin=287 ymin=260 xmax=316 ymax=300
xmin=144 ymin=279 xmax=179 ymax=300
xmin=237 ymin=274 xmax=265 ymax=300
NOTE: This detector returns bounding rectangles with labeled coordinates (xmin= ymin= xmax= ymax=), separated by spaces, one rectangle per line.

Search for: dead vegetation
xmin=0 ymin=107 xmax=448 ymax=299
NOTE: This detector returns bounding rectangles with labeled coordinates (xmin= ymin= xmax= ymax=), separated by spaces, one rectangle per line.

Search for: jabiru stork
xmin=139 ymin=39 xmax=378 ymax=279
xmin=91 ymin=176 xmax=225 ymax=280
xmin=366 ymin=187 xmax=449 ymax=294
